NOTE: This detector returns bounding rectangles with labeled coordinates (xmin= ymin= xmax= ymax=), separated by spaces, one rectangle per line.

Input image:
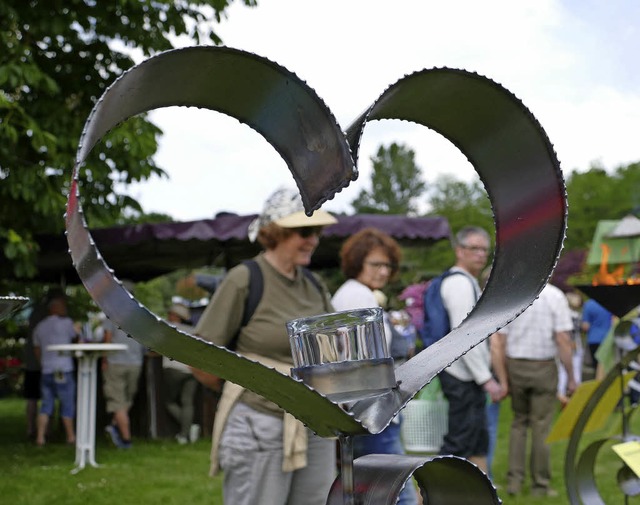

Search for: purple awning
xmin=27 ymin=213 xmax=450 ymax=283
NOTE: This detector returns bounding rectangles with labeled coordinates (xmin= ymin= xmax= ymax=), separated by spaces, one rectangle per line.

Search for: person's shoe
xmin=175 ymin=434 xmax=188 ymax=445
xmin=105 ymin=425 xmax=125 ymax=448
xmin=120 ymin=439 xmax=132 ymax=450
xmin=506 ymin=483 xmax=521 ymax=496
xmin=189 ymin=424 xmax=201 ymax=443
xmin=531 ymin=487 xmax=558 ymax=497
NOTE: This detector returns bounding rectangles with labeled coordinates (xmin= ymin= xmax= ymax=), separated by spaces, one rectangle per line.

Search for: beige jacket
xmin=209 ymin=352 xmax=308 ymax=476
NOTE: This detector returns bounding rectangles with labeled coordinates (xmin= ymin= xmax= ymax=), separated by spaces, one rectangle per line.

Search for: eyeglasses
xmin=291 ymin=226 xmax=323 ymax=238
xmin=459 ymin=244 xmax=491 ymax=254
xmin=365 ymin=261 xmax=395 ymax=271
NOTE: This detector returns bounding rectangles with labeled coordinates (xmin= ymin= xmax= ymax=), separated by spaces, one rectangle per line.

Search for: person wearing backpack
xmin=430 ymin=226 xmax=503 ymax=474
xmin=193 ymin=187 xmax=337 ymax=505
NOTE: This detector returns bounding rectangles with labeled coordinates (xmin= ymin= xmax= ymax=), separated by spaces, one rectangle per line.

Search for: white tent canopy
xmin=606 ymin=214 xmax=640 ymax=239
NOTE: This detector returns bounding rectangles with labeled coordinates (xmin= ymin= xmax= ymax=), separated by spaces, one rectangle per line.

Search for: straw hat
xmin=247 ymin=187 xmax=336 ymax=242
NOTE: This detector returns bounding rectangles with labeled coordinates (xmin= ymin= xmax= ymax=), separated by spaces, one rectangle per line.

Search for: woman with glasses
xmin=331 ymin=228 xmax=419 ymax=505
xmin=194 ymin=187 xmax=337 ymax=505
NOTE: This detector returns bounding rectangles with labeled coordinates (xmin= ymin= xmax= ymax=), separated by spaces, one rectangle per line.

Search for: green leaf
xmin=0 ymin=0 xmax=257 ymax=281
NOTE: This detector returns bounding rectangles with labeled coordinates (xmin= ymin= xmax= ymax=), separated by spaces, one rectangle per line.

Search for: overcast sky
xmin=125 ymin=0 xmax=640 ymax=221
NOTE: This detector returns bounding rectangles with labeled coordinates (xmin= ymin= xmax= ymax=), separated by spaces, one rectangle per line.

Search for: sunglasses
xmin=291 ymin=226 xmax=323 ymax=238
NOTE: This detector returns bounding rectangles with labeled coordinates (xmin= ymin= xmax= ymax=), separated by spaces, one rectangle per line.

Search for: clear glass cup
xmin=287 ymin=308 xmax=396 ymax=505
xmin=287 ymin=307 xmax=397 ymax=505
xmin=287 ymin=307 xmax=396 ymax=404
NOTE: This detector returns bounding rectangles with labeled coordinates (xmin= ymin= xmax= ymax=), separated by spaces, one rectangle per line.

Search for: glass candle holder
xmin=287 ymin=307 xmax=396 ymax=404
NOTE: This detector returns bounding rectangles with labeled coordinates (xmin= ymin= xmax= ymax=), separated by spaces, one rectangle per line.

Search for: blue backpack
xmin=419 ymin=270 xmax=465 ymax=348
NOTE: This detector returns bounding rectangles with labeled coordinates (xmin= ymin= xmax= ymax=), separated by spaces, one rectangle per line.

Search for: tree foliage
xmin=408 ymin=175 xmax=492 ymax=277
xmin=351 ymin=142 xmax=426 ymax=215
xmin=565 ymin=162 xmax=640 ymax=251
xmin=426 ymin=175 xmax=494 ymax=237
xmin=0 ymin=0 xmax=256 ymax=280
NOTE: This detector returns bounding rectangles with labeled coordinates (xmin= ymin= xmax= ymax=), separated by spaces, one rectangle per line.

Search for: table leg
xmin=87 ymin=355 xmax=98 ymax=467
xmin=71 ymin=354 xmax=100 ymax=474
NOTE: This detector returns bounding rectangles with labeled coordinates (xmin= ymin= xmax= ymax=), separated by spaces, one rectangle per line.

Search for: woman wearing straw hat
xmin=194 ymin=187 xmax=337 ymax=505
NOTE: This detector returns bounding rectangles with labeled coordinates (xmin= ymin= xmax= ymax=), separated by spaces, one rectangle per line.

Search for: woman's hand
xmin=190 ymin=367 xmax=222 ymax=391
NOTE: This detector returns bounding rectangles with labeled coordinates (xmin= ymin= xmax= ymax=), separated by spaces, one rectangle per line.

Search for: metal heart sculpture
xmin=564 ymin=330 xmax=640 ymax=504
xmin=0 ymin=296 xmax=29 ymax=321
xmin=66 ymin=46 xmax=566 ymax=503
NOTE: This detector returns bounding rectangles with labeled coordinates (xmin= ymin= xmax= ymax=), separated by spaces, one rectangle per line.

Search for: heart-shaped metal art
xmin=0 ymin=296 xmax=29 ymax=322
xmin=66 ymin=46 xmax=566 ymax=503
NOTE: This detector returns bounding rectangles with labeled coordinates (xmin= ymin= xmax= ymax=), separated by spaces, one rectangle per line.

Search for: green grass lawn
xmin=0 ymin=395 xmax=636 ymax=504
xmin=484 ymin=398 xmax=637 ymax=505
xmin=0 ymin=397 xmax=222 ymax=504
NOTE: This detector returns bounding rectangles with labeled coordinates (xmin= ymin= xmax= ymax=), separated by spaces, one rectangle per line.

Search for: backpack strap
xmin=302 ymin=268 xmax=323 ymax=296
xmin=445 ymin=269 xmax=480 ymax=301
xmin=241 ymin=259 xmax=263 ymax=327
xmin=225 ymin=260 xmax=262 ymax=351
xmin=419 ymin=269 xmax=478 ymax=349
xmin=242 ymin=260 xmax=323 ymax=324
xmin=235 ymin=260 xmax=324 ymax=343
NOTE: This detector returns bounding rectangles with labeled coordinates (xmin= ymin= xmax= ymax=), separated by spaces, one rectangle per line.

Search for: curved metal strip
xmin=78 ymin=46 xmax=356 ymax=211
xmin=0 ymin=296 xmax=28 ymax=321
xmin=66 ymin=46 xmax=361 ymax=438
xmin=326 ymin=454 xmax=500 ymax=505
xmin=618 ymin=465 xmax=640 ymax=497
xmin=66 ymin=48 xmax=565 ymax=439
xmin=565 ymin=345 xmax=640 ymax=503
xmin=345 ymin=69 xmax=566 ymax=429
xmin=576 ymin=439 xmax=640 ymax=501
xmin=575 ymin=439 xmax=609 ymax=505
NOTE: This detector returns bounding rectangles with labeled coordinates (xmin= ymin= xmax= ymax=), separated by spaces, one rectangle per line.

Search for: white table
xmin=48 ymin=343 xmax=128 ymax=474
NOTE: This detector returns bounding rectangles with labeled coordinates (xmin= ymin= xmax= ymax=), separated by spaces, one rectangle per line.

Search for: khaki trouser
xmin=506 ymin=358 xmax=558 ymax=493
xmin=218 ymin=402 xmax=336 ymax=505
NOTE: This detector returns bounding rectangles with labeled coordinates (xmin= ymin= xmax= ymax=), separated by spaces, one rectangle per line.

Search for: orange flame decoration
xmin=592 ymin=244 xmax=640 ymax=285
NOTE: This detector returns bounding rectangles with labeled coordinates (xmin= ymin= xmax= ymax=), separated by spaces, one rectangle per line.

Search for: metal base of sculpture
xmin=565 ymin=319 xmax=640 ymax=504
